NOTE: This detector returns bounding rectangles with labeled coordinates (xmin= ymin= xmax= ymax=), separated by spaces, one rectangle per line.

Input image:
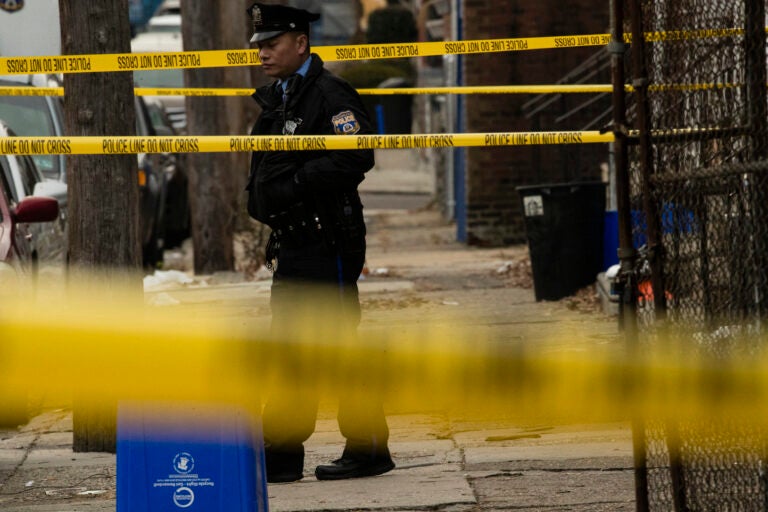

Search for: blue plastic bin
xmin=631 ymin=203 xmax=698 ymax=248
xmin=603 ymin=210 xmax=619 ymax=269
xmin=117 ymin=402 xmax=268 ymax=512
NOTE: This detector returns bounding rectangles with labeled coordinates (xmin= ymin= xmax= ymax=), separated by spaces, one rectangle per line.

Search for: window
xmin=0 ymin=96 xmax=58 ymax=177
xmin=0 ymin=156 xmax=17 ymax=207
xmin=133 ymin=69 xmax=185 ymax=88
xmin=16 ymin=155 xmax=42 ymax=198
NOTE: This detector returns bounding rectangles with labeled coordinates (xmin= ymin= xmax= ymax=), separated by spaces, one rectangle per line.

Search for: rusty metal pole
xmin=627 ymin=2 xmax=687 ymax=510
xmin=746 ymin=0 xmax=767 ymax=160
xmin=628 ymin=0 xmax=666 ymax=319
xmin=609 ymin=1 xmax=648 ymax=511
xmin=744 ymin=1 xmax=768 ymax=508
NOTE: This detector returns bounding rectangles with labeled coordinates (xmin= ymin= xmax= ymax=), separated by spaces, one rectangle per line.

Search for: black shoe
xmin=315 ymin=455 xmax=395 ymax=480
xmin=267 ymin=468 xmax=303 ymax=483
xmin=265 ymin=445 xmax=304 ymax=483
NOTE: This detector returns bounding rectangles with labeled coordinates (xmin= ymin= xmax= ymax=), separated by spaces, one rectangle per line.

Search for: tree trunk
xmin=181 ymin=1 xmax=237 ymax=274
xmin=59 ymin=0 xmax=140 ymax=453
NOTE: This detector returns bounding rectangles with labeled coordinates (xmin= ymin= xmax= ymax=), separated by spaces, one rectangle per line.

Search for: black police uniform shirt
xmin=246 ymin=54 xmax=374 ymax=252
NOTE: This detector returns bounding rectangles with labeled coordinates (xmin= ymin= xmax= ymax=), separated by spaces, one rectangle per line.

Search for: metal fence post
xmin=609 ymin=0 xmax=648 ymax=510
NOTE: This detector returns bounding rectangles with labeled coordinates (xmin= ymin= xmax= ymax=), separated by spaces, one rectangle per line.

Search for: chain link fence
xmin=617 ymin=0 xmax=768 ymax=509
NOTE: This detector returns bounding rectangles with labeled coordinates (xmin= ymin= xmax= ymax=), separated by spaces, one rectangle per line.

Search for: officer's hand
xmin=262 ymin=151 xmax=299 ymax=169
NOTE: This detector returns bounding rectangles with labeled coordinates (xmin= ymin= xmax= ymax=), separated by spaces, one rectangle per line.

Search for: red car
xmin=0 ymin=154 xmax=60 ymax=428
xmin=0 ymin=154 xmax=59 ymax=283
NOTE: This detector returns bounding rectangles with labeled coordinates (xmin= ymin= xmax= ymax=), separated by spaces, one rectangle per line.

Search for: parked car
xmin=0 ymin=153 xmax=60 ymax=428
xmin=142 ymin=97 xmax=190 ymax=248
xmin=130 ymin=41 xmax=193 ymax=250
xmin=0 ymin=153 xmax=60 ymax=281
xmin=152 ymin=0 xmax=180 ymax=17
xmin=0 ymin=75 xmax=188 ymax=267
xmin=0 ymin=76 xmax=66 ymax=182
xmin=0 ymin=121 xmax=67 ymax=267
xmin=145 ymin=13 xmax=181 ymax=34
xmin=131 ymin=32 xmax=187 ymax=133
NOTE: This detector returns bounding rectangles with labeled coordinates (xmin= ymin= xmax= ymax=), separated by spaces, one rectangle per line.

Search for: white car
xmin=153 ymin=0 xmax=180 ymax=17
xmin=0 ymin=74 xmax=175 ymax=267
xmin=145 ymin=13 xmax=181 ymax=34
xmin=0 ymin=75 xmax=67 ymax=182
xmin=0 ymin=121 xmax=67 ymax=267
xmin=131 ymin=32 xmax=187 ymax=133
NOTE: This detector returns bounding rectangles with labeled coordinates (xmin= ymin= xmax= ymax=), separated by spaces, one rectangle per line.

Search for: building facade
xmin=459 ymin=1 xmax=611 ymax=245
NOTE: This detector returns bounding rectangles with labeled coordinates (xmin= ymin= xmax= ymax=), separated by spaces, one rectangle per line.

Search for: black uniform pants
xmin=262 ymin=239 xmax=390 ymax=460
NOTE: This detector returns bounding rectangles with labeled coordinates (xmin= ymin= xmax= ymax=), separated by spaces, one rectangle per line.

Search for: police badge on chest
xmin=283 ymin=117 xmax=302 ymax=135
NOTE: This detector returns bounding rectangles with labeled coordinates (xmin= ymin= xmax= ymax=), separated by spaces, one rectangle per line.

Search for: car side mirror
xmin=13 ymin=196 xmax=59 ymax=223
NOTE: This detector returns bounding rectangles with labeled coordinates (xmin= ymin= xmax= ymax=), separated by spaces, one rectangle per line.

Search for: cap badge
xmin=251 ymin=5 xmax=262 ymax=27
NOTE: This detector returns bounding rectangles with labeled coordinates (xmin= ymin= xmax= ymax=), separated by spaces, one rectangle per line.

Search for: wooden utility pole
xmin=59 ymin=0 xmax=140 ymax=452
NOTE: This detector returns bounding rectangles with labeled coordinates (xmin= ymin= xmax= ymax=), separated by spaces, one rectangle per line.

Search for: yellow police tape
xmin=0 ymin=132 xmax=615 ymax=156
xmin=0 ymin=84 xmax=618 ymax=97
xmin=362 ymin=83 xmax=745 ymax=94
xmin=0 ymin=26 xmax=751 ymax=76
xmin=0 ymin=34 xmax=613 ymax=75
xmin=0 ymin=86 xmax=257 ymax=97
xmin=1 ymin=82 xmax=745 ymax=98
xmin=2 ymin=280 xmax=768 ymax=430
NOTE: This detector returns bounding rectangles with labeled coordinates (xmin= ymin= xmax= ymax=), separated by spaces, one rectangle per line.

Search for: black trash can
xmin=516 ymin=181 xmax=607 ymax=301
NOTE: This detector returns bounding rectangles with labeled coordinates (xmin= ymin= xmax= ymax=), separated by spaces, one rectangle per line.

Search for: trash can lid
xmin=378 ymin=77 xmax=411 ymax=88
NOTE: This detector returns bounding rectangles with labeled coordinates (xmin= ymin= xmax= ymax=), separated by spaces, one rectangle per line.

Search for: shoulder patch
xmin=331 ymin=111 xmax=361 ymax=135
xmin=0 ymin=0 xmax=24 ymax=12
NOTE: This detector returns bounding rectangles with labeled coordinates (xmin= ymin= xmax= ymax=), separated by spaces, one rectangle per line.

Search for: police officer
xmin=245 ymin=3 xmax=394 ymax=482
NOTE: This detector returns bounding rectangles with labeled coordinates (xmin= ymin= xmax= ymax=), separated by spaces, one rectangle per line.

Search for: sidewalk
xmin=360 ymin=149 xmax=435 ymax=195
xmin=0 ymin=149 xmax=636 ymax=511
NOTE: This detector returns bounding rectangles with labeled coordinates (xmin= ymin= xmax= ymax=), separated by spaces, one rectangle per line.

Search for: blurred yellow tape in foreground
xmin=0 ymin=83 xmax=746 ymax=98
xmin=1 ymin=284 xmax=768 ymax=427
xmin=0 ymin=132 xmax=615 ymax=156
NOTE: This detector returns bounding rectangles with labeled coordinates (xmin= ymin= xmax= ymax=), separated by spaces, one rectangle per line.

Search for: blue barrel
xmin=603 ymin=210 xmax=619 ymax=269
xmin=117 ymin=402 xmax=268 ymax=512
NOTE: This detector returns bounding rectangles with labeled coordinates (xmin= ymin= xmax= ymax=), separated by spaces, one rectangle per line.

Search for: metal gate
xmin=611 ymin=0 xmax=768 ymax=510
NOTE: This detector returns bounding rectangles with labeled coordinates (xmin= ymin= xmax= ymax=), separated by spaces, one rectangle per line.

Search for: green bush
xmin=366 ymin=6 xmax=418 ymax=45
xmin=343 ymin=4 xmax=417 ymax=134
xmin=362 ymin=4 xmax=417 ymax=86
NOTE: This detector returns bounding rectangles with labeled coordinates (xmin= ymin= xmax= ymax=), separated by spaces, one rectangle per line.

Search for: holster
xmin=267 ymin=201 xmax=326 ymax=249
xmin=327 ymin=193 xmax=365 ymax=254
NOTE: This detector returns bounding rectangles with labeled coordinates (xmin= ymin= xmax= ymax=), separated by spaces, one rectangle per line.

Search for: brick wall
xmin=462 ymin=0 xmax=610 ymax=245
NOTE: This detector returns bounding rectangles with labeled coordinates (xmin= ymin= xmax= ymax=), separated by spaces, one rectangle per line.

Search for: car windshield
xmin=0 ymin=96 xmax=58 ymax=177
xmin=134 ymin=69 xmax=185 ymax=88
xmin=146 ymin=104 xmax=174 ymax=134
xmin=146 ymin=24 xmax=180 ymax=33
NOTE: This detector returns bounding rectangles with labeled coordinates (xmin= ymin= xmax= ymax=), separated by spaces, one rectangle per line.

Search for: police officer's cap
xmin=247 ymin=3 xmax=321 ymax=44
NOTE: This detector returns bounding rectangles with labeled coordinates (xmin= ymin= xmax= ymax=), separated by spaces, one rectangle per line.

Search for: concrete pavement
xmin=1 ymin=413 xmax=635 ymax=511
xmin=0 ymin=148 xmax=637 ymax=511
